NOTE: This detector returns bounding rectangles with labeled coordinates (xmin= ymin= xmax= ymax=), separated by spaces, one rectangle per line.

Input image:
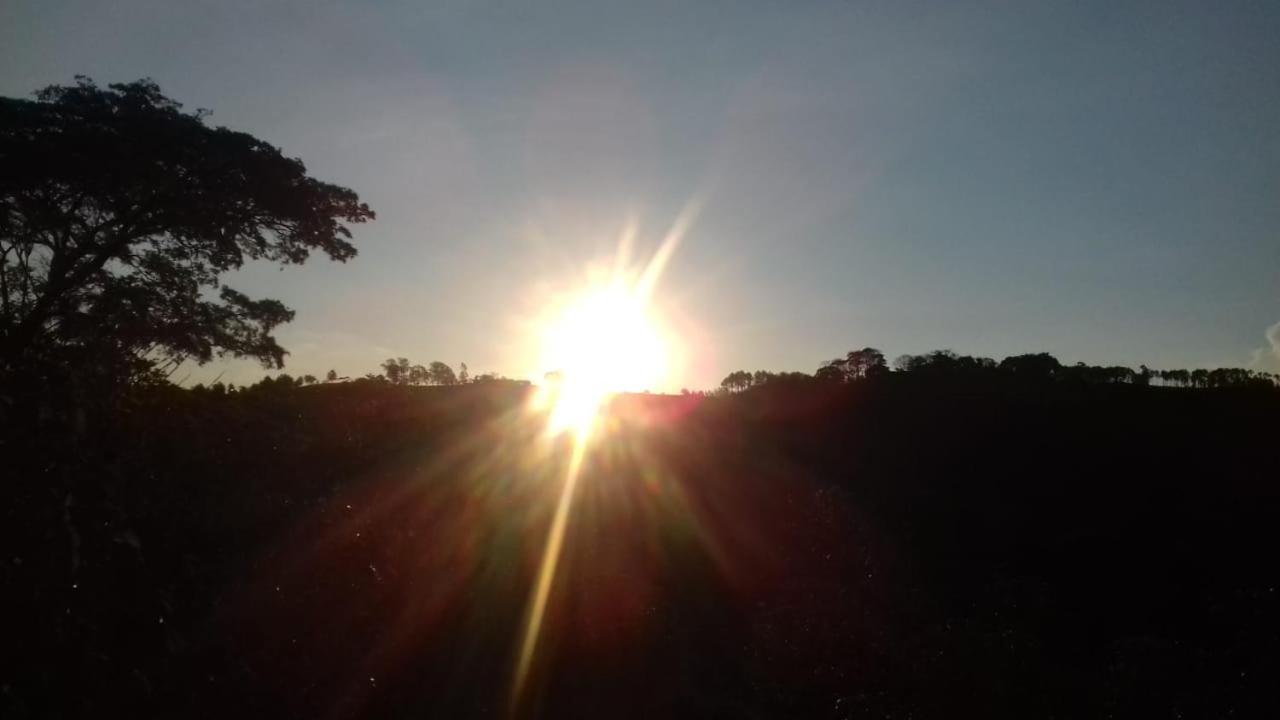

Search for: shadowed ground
xmin=5 ymin=378 xmax=1279 ymax=718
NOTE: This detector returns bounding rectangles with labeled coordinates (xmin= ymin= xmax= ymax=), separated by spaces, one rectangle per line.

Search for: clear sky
xmin=4 ymin=0 xmax=1279 ymax=389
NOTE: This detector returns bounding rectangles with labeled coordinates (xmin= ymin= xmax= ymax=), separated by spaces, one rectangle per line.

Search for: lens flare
xmin=513 ymin=207 xmax=697 ymax=712
xmin=534 ymin=279 xmax=669 ymax=438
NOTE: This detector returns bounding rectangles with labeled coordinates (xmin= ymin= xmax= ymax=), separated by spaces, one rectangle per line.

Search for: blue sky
xmin=4 ymin=0 xmax=1278 ymax=388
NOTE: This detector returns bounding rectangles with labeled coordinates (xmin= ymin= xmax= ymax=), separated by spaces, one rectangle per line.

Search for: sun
xmin=534 ymin=278 xmax=670 ymax=437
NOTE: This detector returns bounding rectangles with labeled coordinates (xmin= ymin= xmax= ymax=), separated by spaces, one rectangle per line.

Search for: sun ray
xmin=511 ymin=437 xmax=587 ymax=710
xmin=510 ymin=208 xmax=697 ymax=714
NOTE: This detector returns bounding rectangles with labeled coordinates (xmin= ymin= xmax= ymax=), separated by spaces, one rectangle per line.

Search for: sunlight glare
xmin=536 ymin=278 xmax=669 ymax=438
xmin=512 ymin=208 xmax=698 ymax=713
xmin=527 ymin=209 xmax=696 ymax=441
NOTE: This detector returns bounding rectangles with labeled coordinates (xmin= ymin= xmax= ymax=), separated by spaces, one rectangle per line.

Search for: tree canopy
xmin=0 ymin=77 xmax=374 ymax=384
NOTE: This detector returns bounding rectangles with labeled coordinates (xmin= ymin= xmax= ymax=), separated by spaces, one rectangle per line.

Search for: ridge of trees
xmin=189 ymin=359 xmax=526 ymax=394
xmin=200 ymin=348 xmax=1279 ymax=398
xmin=720 ymin=348 xmax=1279 ymax=394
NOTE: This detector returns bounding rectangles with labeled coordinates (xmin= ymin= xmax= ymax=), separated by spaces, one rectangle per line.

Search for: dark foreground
xmin=5 ymin=377 xmax=1279 ymax=718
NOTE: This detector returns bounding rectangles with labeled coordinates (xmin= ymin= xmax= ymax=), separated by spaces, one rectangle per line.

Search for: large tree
xmin=0 ymin=77 xmax=373 ymax=382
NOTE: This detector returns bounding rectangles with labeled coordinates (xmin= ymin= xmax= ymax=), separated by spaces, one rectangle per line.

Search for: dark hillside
xmin=5 ymin=378 xmax=1279 ymax=718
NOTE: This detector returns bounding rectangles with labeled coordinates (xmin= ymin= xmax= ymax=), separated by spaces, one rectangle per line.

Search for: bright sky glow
xmin=534 ymin=278 xmax=671 ymax=436
xmin=526 ymin=210 xmax=692 ymax=436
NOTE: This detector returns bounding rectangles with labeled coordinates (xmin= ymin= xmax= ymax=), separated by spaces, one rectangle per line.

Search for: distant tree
xmin=814 ymin=361 xmax=845 ymax=383
xmin=470 ymin=372 xmax=530 ymax=387
xmin=1135 ymin=365 xmax=1152 ymax=387
xmin=0 ymin=77 xmax=373 ymax=384
xmin=894 ymin=350 xmax=996 ymax=376
xmin=815 ymin=348 xmax=887 ymax=383
xmin=247 ymin=373 xmax=297 ymax=392
xmin=720 ymin=370 xmax=753 ymax=393
xmin=999 ymin=353 xmax=1061 ymax=379
xmin=382 ymin=357 xmax=410 ymax=384
xmin=845 ymin=347 xmax=888 ymax=379
xmin=325 ymin=369 xmax=338 ymax=382
xmin=300 ymin=374 xmax=317 ymax=386
xmin=893 ymin=354 xmax=924 ymax=373
xmin=408 ymin=364 xmax=428 ymax=385
xmin=458 ymin=362 xmax=469 ymax=385
xmin=428 ymin=360 xmax=457 ymax=385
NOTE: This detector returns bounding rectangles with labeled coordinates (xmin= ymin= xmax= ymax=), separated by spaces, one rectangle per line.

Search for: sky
xmin=3 ymin=0 xmax=1279 ymax=389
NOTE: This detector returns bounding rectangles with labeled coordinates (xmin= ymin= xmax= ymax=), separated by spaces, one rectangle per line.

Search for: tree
xmin=382 ymin=357 xmax=409 ymax=384
xmin=814 ymin=362 xmax=845 ymax=383
xmin=0 ymin=77 xmax=373 ymax=383
xmin=720 ymin=370 xmax=752 ymax=393
xmin=894 ymin=350 xmax=994 ymax=376
xmin=458 ymin=362 xmax=469 ymax=385
xmin=844 ymin=347 xmax=887 ymax=379
xmin=427 ymin=360 xmax=457 ymax=385
xmin=325 ymin=369 xmax=338 ymax=382
xmin=408 ymin=364 xmax=428 ymax=385
xmin=893 ymin=354 xmax=924 ymax=373
xmin=999 ymin=353 xmax=1060 ymax=379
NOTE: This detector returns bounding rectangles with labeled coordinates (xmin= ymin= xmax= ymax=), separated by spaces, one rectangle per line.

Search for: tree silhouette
xmin=325 ymin=369 xmax=338 ymax=382
xmin=408 ymin=364 xmax=428 ymax=385
xmin=845 ymin=347 xmax=887 ymax=379
xmin=720 ymin=370 xmax=752 ymax=393
xmin=458 ymin=362 xmax=469 ymax=385
xmin=998 ymin=353 xmax=1061 ymax=379
xmin=818 ymin=347 xmax=888 ymax=382
xmin=0 ymin=77 xmax=373 ymax=383
xmin=427 ymin=360 xmax=457 ymax=385
xmin=814 ymin=363 xmax=845 ymax=383
xmin=382 ymin=357 xmax=409 ymax=384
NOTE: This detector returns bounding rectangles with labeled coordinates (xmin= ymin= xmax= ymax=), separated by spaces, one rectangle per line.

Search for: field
xmin=6 ymin=377 xmax=1278 ymax=717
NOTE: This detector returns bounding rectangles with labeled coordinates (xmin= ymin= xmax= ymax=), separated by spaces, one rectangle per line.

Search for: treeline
xmin=189 ymin=358 xmax=528 ymax=395
xmin=719 ymin=347 xmax=1279 ymax=394
xmin=375 ymin=358 xmax=526 ymax=387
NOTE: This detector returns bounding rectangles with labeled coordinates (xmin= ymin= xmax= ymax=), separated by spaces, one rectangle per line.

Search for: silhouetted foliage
xmin=0 ymin=78 xmax=373 ymax=390
xmin=427 ymin=360 xmax=457 ymax=386
xmin=720 ymin=369 xmax=753 ymax=393
xmin=380 ymin=357 xmax=463 ymax=386
xmin=999 ymin=352 xmax=1061 ymax=379
xmin=382 ymin=357 xmax=410 ymax=384
xmin=893 ymin=349 xmax=997 ymax=375
xmin=818 ymin=347 xmax=888 ymax=382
